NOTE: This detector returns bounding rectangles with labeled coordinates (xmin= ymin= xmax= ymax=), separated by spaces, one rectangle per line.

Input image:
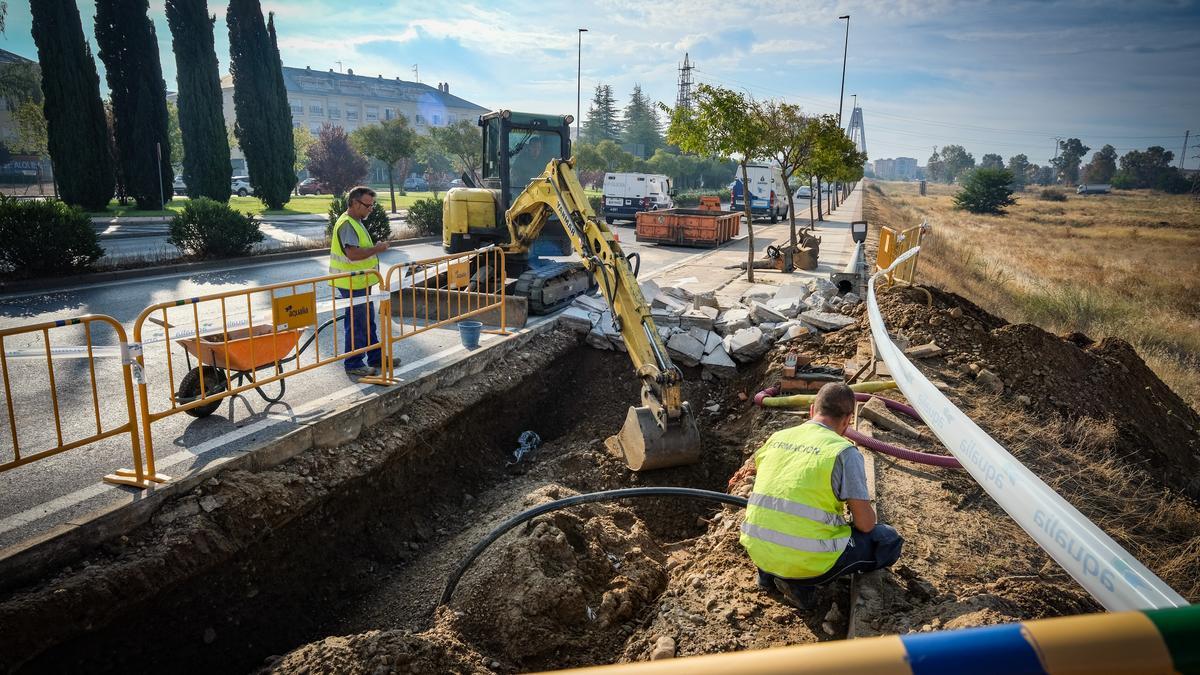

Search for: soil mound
xmin=264 ymin=626 xmax=490 ymax=675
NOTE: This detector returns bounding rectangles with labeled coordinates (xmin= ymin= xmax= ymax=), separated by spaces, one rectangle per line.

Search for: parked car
xmin=448 ymin=178 xmax=467 ymax=189
xmin=172 ymin=176 xmax=187 ymax=196
xmin=602 ymin=172 xmax=674 ymax=224
xmin=231 ymin=176 xmax=254 ymax=197
xmin=403 ymin=175 xmax=428 ymax=191
xmin=793 ymin=185 xmax=813 ymax=200
xmin=296 ymin=178 xmax=329 ymax=195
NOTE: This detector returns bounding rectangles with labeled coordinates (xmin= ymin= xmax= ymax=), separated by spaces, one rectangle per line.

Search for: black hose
xmin=438 ymin=487 xmax=748 ymax=606
xmin=626 ymin=251 xmax=641 ymax=278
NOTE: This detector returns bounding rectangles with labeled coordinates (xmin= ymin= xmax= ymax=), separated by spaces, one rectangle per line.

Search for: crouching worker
xmin=740 ymin=382 xmax=903 ymax=608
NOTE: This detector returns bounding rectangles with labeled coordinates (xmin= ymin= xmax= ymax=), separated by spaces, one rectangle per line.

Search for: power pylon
xmin=675 ymin=53 xmax=694 ymax=112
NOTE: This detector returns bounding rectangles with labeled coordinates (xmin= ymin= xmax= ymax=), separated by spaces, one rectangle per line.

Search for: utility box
xmin=918 ymin=180 xmax=927 ymax=196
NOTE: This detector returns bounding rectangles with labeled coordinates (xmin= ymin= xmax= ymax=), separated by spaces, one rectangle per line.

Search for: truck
xmin=602 ymin=172 xmax=674 ymax=224
xmin=729 ymin=163 xmax=788 ymax=222
xmin=1076 ymin=184 xmax=1111 ymax=195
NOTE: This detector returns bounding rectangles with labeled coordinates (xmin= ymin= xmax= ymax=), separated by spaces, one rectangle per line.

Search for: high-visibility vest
xmin=329 ymin=213 xmax=380 ymax=290
xmin=740 ymin=421 xmax=853 ymax=579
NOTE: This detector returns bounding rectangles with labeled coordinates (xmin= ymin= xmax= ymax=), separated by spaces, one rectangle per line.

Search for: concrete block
xmin=687 ymin=326 xmax=712 ymax=344
xmin=803 ymin=294 xmax=826 ymax=311
xmin=724 ymin=326 xmax=772 ymax=363
xmin=714 ymin=308 xmax=752 ymax=336
xmin=774 ymin=320 xmax=809 ymax=342
xmin=842 ymin=292 xmax=862 ymax=306
xmin=800 ymin=310 xmax=857 ymax=331
xmin=750 ymin=301 xmax=788 ymax=325
xmin=701 ymin=344 xmax=738 ymax=378
xmin=667 ymin=331 xmax=706 ymax=367
xmin=651 ymin=310 xmax=681 ymax=328
xmin=559 ymin=307 xmax=597 ymax=334
xmin=740 ymin=284 xmax=779 ymax=305
xmin=639 ymin=279 xmax=661 ymax=301
xmin=662 ymin=284 xmax=695 ymax=302
xmin=572 ymin=294 xmax=609 ymax=314
xmin=680 ymin=308 xmax=715 ymax=331
xmin=586 ymin=327 xmax=613 ymax=350
xmin=759 ymin=322 xmax=780 ymax=340
xmin=807 ymin=278 xmax=838 ymax=299
xmin=651 ymin=293 xmax=689 ymax=315
xmin=860 ymin=397 xmax=924 ymax=440
xmin=692 ymin=291 xmax=720 ymax=310
xmin=703 ymin=330 xmax=723 ymax=355
xmin=904 ymin=341 xmax=943 ymax=359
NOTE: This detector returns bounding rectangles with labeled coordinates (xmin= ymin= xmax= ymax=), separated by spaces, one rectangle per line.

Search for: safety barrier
xmin=0 ymin=315 xmax=156 ymax=487
xmin=868 ymin=247 xmax=1186 ymax=611
xmin=876 ymin=221 xmax=926 ymax=285
xmin=376 ymin=246 xmax=507 ymax=382
xmin=550 ymin=604 xmax=1200 ymax=674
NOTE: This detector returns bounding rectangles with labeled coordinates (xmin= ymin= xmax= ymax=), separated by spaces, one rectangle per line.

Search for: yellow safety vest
xmin=329 ymin=213 xmax=380 ymax=290
xmin=740 ymin=421 xmax=853 ymax=578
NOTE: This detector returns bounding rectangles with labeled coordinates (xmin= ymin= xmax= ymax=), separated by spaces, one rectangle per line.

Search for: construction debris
xmin=859 ymin=397 xmax=924 ymax=440
xmin=904 ymin=342 xmax=943 ymax=359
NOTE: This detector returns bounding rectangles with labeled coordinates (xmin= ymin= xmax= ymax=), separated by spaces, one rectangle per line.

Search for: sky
xmin=5 ymin=0 xmax=1200 ymax=167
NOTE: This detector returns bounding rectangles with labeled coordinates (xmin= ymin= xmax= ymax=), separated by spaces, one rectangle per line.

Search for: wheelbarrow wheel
xmin=179 ymin=366 xmax=225 ymax=418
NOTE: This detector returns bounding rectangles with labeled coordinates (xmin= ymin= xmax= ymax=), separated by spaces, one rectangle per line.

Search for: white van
xmin=729 ymin=163 xmax=788 ymax=222
xmin=602 ymin=172 xmax=674 ymax=224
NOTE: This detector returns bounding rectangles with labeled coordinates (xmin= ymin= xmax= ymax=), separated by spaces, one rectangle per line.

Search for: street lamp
xmin=837 ymin=15 xmax=850 ymax=126
xmin=577 ymin=28 xmax=588 ymax=143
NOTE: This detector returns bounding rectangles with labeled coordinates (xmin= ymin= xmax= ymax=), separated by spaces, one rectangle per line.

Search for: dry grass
xmin=867 ymin=181 xmax=1200 ymax=409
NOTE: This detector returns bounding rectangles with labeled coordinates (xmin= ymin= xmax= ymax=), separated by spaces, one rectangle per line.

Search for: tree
xmin=939 ymin=145 xmax=975 ymax=183
xmin=306 ymin=123 xmax=367 ymax=197
xmin=292 ymin=126 xmax=315 ymax=174
xmin=760 ymin=100 xmax=816 ymax=247
xmin=29 ymin=0 xmax=114 ymax=210
xmin=808 ymin=114 xmax=863 ymax=221
xmin=12 ymin=101 xmax=47 ymax=156
xmin=926 ymin=147 xmax=945 ymax=184
xmin=1033 ymin=164 xmax=1055 ymax=186
xmin=980 ymin=153 xmax=1004 ymax=170
xmin=227 ymin=1 xmax=296 ymax=208
xmin=351 ymin=117 xmax=416 ymax=211
xmin=430 ymin=119 xmax=481 ymax=183
xmin=415 ymin=135 xmax=452 ymax=196
xmin=1052 ymin=138 xmax=1089 ymax=185
xmin=953 ymin=168 xmax=1017 ymax=214
xmin=166 ymin=101 xmax=184 ymax=170
xmin=166 ymin=0 xmax=232 ymax=202
xmin=1112 ymin=146 xmax=1188 ymax=192
xmin=1081 ymin=144 xmax=1117 ymax=184
xmin=95 ymin=0 xmax=174 ymax=210
xmin=621 ymin=84 xmax=662 ymax=158
xmin=582 ymin=84 xmax=621 ymax=144
xmin=0 ymin=61 xmax=41 ymax=111
xmin=665 ymin=84 xmax=770 ymax=282
xmin=1006 ymin=154 xmax=1032 ymax=189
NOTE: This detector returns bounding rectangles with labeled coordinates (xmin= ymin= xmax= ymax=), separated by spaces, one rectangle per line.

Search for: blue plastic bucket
xmin=458 ymin=320 xmax=484 ymax=349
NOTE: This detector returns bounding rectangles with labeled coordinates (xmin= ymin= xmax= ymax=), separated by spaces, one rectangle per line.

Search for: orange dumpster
xmin=635 ymin=208 xmax=741 ymax=248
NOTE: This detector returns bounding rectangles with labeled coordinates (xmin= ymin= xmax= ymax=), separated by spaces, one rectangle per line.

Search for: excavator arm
xmin=504 ymin=158 xmax=700 ymax=470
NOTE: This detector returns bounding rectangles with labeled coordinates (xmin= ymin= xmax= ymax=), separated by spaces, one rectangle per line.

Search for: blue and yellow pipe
xmin=547 ymin=605 xmax=1199 ymax=674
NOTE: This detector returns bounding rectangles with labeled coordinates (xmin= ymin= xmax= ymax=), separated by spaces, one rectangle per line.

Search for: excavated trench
xmin=17 ymin=331 xmax=750 ymax=674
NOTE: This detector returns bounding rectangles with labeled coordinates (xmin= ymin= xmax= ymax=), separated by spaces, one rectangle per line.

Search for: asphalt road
xmin=0 ymin=220 xmax=792 ymax=551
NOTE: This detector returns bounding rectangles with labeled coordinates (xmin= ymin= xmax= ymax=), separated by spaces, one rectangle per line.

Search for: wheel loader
xmin=442 ymin=110 xmax=700 ymax=472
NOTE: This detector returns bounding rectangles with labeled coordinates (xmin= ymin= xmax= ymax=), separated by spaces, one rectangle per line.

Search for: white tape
xmin=3 ymin=345 xmax=125 ymax=360
xmin=867 ymin=247 xmax=1187 ymax=611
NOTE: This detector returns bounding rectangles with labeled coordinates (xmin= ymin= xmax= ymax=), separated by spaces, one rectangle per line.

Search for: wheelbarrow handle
xmin=277 ymin=316 xmax=339 ymax=366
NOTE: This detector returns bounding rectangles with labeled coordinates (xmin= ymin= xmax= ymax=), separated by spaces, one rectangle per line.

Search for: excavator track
xmin=513 ymin=261 xmax=593 ymax=315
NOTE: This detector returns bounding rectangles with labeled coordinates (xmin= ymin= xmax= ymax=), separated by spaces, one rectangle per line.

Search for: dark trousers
xmin=336 ymin=286 xmax=381 ymax=370
xmin=758 ymin=523 xmax=904 ymax=592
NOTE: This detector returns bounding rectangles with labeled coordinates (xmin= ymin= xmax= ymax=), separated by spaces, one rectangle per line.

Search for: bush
xmin=1038 ymin=188 xmax=1068 ymax=202
xmin=326 ymin=196 xmax=392 ymax=242
xmin=674 ymin=188 xmax=731 ymax=207
xmin=587 ymin=194 xmax=603 ymax=216
xmin=168 ymin=197 xmax=263 ymax=258
xmin=406 ymin=197 xmax=443 ymax=236
xmin=0 ymin=196 xmax=103 ymax=277
xmin=953 ymin=168 xmax=1017 ymax=214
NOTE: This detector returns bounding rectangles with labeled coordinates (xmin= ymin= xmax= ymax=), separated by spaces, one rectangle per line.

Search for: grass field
xmin=867 ymin=180 xmax=1200 ymax=408
xmin=86 ymin=189 xmax=446 ymax=218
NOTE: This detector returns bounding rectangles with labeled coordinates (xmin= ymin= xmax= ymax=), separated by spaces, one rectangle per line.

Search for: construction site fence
xmin=0 ymin=247 xmax=506 ymax=488
xmin=550 ymin=604 xmax=1200 ymax=675
xmin=876 ymin=221 xmax=926 ymax=285
xmin=868 ymin=246 xmax=1186 ymax=611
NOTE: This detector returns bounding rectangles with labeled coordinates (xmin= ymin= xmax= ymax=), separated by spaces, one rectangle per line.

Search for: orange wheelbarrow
xmin=151 ymin=316 xmax=336 ymax=418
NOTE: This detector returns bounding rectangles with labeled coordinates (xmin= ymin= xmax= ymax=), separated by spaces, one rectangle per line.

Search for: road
xmin=94 ymin=217 xmax=341 ymax=262
xmin=0 ymin=219 xmax=795 ymax=551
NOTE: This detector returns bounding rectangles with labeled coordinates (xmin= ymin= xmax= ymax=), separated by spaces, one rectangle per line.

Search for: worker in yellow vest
xmin=329 ymin=186 xmax=398 ymax=377
xmin=740 ymin=383 xmax=903 ymax=609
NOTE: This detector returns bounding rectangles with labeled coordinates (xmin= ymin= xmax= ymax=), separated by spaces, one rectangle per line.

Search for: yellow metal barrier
xmin=131 ymin=269 xmax=390 ymax=480
xmin=377 ymin=246 xmax=508 ymax=382
xmin=0 ymin=315 xmax=155 ymax=487
xmin=876 ymin=221 xmax=926 ymax=285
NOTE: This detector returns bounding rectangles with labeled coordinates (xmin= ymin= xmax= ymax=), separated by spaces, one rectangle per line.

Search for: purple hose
xmin=855 ymin=392 xmax=920 ymax=421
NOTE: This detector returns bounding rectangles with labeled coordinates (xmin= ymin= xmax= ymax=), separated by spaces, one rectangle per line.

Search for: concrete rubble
xmin=561 ymin=275 xmax=864 ymax=378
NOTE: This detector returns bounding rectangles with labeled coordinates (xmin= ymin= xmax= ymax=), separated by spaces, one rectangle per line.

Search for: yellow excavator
xmin=442 ymin=110 xmax=700 ymax=471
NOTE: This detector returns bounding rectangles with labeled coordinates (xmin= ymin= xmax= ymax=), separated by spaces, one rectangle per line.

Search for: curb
xmin=0 ymin=236 xmax=441 ymax=295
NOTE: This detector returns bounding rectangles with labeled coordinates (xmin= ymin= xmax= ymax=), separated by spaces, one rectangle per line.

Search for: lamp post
xmin=837 ymin=15 xmax=850 ymax=126
xmin=577 ymin=28 xmax=588 ymax=142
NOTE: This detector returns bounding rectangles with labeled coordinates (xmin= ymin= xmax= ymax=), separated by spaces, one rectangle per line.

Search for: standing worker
xmin=329 ymin=186 xmax=398 ymax=378
xmin=740 ymin=383 xmax=903 ymax=608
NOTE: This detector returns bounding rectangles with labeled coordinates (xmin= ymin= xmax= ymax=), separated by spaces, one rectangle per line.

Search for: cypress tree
xmin=29 ymin=0 xmax=114 ymax=210
xmin=227 ymin=1 xmax=296 ymax=209
xmin=582 ymin=84 xmax=622 ymax=144
xmin=165 ymin=0 xmax=232 ymax=202
xmin=621 ymin=84 xmax=662 ymax=158
xmin=95 ymin=0 xmax=174 ymax=210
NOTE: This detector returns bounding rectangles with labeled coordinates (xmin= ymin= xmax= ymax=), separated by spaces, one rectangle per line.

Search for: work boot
xmin=773 ymin=578 xmax=817 ymax=610
xmin=346 ymin=365 xmax=377 ymax=377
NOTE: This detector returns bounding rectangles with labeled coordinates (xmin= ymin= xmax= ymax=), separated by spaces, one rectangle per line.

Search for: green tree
xmin=0 ymin=61 xmax=41 ymax=111
xmin=1006 ymin=153 xmax=1032 ymax=189
xmin=430 ymin=119 xmax=481 ymax=183
xmin=953 ymin=168 xmax=1017 ymax=214
xmin=306 ymin=122 xmax=367 ymax=197
xmin=1112 ymin=146 xmax=1187 ymax=192
xmin=807 ymin=114 xmax=857 ymax=221
xmin=227 ymin=1 xmax=295 ymax=208
xmin=95 ymin=0 xmax=174 ymax=210
xmin=980 ymin=153 xmax=1003 ymax=170
xmin=926 ymin=147 xmax=944 ymax=184
xmin=621 ymin=84 xmax=662 ymax=158
xmin=12 ymin=100 xmax=47 ymax=156
xmin=1081 ymin=144 xmax=1117 ymax=184
xmin=292 ymin=125 xmax=315 ymax=174
xmin=166 ymin=100 xmax=184 ymax=170
xmin=166 ymin=0 xmax=232 ymax=202
xmin=29 ymin=0 xmax=114 ymax=210
xmin=760 ymin=100 xmax=816 ymax=247
xmin=1052 ymin=138 xmax=1090 ymax=185
xmin=939 ymin=144 xmax=975 ymax=183
xmin=1033 ymin=164 xmax=1055 ymax=186
xmin=665 ymin=84 xmax=770 ymax=282
xmin=582 ymin=83 xmax=621 ymax=144
xmin=351 ymin=117 xmax=416 ymax=212
xmin=415 ymin=134 xmax=452 ymax=196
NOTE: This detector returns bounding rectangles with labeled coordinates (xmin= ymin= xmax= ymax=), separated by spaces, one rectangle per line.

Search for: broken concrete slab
xmin=767 ymin=283 xmax=810 ymax=318
xmin=687 ymin=326 xmax=711 ymax=344
xmin=639 ymin=279 xmax=661 ymax=301
xmin=774 ymin=320 xmax=810 ymax=343
xmin=842 ymin=292 xmax=861 ymax=305
xmin=975 ymin=368 xmax=1004 ymax=394
xmin=701 ymin=344 xmax=738 ymax=378
xmin=680 ymin=309 xmax=715 ymax=331
xmin=800 ymin=310 xmax=857 ymax=331
xmin=807 ymin=278 xmax=838 ymax=299
xmin=662 ymin=285 xmax=695 ymax=302
xmin=651 ymin=293 xmax=690 ymax=315
xmin=724 ymin=326 xmax=772 ymax=363
xmin=749 ymin=301 xmax=788 ymax=325
xmin=559 ymin=307 xmax=597 ymax=334
xmin=904 ymin=342 xmax=943 ymax=359
xmin=572 ymin=294 xmax=609 ymax=314
xmin=703 ymin=330 xmax=723 ymax=355
xmin=739 ymin=284 xmax=780 ymax=305
xmin=860 ymin=397 xmax=924 ymax=440
xmin=667 ymin=331 xmax=706 ymax=367
xmin=650 ymin=310 xmax=681 ymax=328
xmin=692 ymin=291 xmax=720 ymax=311
xmin=586 ymin=327 xmax=613 ymax=350
xmin=714 ymin=308 xmax=752 ymax=336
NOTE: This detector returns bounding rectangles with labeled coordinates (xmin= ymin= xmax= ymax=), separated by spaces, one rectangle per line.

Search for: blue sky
xmin=5 ymin=0 xmax=1199 ymax=167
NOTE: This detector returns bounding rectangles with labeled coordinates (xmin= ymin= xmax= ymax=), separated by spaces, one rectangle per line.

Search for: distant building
xmin=219 ymin=65 xmax=489 ymax=177
xmin=872 ymin=156 xmax=918 ymax=181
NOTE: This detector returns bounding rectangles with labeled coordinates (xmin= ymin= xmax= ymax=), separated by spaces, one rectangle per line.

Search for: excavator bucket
xmin=608 ymin=405 xmax=701 ymax=471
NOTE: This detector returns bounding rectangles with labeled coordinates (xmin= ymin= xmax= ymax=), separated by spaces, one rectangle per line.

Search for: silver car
xmin=231 ymin=176 xmax=254 ymax=197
